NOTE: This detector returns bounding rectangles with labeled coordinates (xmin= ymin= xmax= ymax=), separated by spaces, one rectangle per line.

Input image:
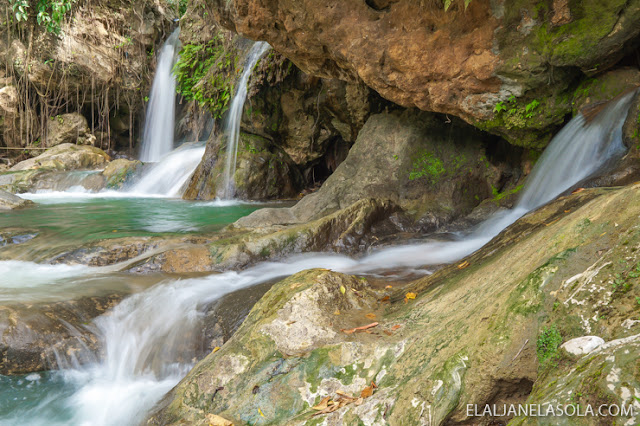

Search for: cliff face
xmin=206 ymin=0 xmax=640 ymax=147
xmin=0 ymin=0 xmax=173 ymax=153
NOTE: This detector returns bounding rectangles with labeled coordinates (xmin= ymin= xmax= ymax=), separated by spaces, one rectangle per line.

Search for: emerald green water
xmin=0 ymin=195 xmax=275 ymax=262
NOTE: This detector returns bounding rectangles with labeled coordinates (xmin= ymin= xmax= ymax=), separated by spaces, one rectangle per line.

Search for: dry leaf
xmin=384 ymin=330 xmax=393 ymax=336
xmin=365 ymin=313 xmax=376 ymax=320
xmin=340 ymin=285 xmax=346 ymax=295
xmin=404 ymin=292 xmax=417 ymax=303
xmin=391 ymin=325 xmax=402 ymax=331
xmin=206 ymin=413 xmax=233 ymax=426
xmin=361 ymin=382 xmax=377 ymax=398
xmin=335 ymin=390 xmax=356 ymax=400
xmin=572 ymin=187 xmax=585 ymax=194
xmin=380 ymin=296 xmax=390 ymax=302
xmin=333 ymin=310 xmax=340 ymax=315
xmin=457 ymin=261 xmax=470 ymax=269
xmin=212 ymin=347 xmax=221 ymax=353
xmin=385 ymin=285 xmax=393 ymax=289
xmin=341 ymin=322 xmax=379 ymax=334
xmin=258 ymin=408 xmax=265 ymax=418
xmin=312 ymin=396 xmax=331 ymax=411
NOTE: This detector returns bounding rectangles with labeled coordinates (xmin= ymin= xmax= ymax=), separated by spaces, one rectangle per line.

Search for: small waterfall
xmin=139 ymin=29 xmax=181 ymax=162
xmin=218 ymin=41 xmax=271 ymax=199
xmin=127 ymin=143 xmax=205 ymax=197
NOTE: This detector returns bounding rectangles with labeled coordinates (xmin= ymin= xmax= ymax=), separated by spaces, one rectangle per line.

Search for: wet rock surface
xmin=150 ymin=184 xmax=640 ymax=425
xmin=0 ymin=294 xmax=124 ymax=375
xmin=0 ymin=190 xmax=33 ymax=210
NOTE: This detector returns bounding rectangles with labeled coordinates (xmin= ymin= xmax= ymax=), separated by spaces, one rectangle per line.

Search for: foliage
xmin=173 ymin=37 xmax=236 ymax=119
xmin=167 ymin=0 xmax=187 ymax=17
xmin=409 ymin=151 xmax=446 ymax=183
xmin=444 ymin=0 xmax=472 ymax=11
xmin=536 ymin=324 xmax=562 ymax=365
xmin=10 ymin=0 xmax=76 ymax=34
xmin=491 ymin=184 xmax=524 ymax=205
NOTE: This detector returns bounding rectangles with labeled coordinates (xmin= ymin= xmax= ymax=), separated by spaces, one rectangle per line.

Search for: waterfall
xmin=6 ymin=92 xmax=637 ymax=425
xmin=139 ymin=28 xmax=181 ymax=162
xmin=218 ymin=41 xmax=271 ymax=199
xmin=127 ymin=142 xmax=205 ymax=197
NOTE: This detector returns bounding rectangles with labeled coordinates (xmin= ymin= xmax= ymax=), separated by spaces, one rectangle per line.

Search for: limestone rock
xmin=560 ymin=336 xmax=605 ymax=356
xmin=9 ymin=143 xmax=110 ymax=172
xmin=45 ymin=113 xmax=94 ymax=147
xmin=0 ymin=190 xmax=34 ymax=210
xmin=205 ymin=0 xmax=640 ymax=145
xmin=102 ymin=158 xmax=143 ymax=189
xmin=0 ymin=294 xmax=124 ymax=374
xmin=235 ymin=110 xmax=499 ymax=229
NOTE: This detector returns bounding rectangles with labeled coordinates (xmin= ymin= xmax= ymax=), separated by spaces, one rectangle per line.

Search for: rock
xmin=151 ymin=184 xmax=640 ymax=425
xmin=560 ymin=336 xmax=605 ymax=356
xmin=0 ymin=190 xmax=34 ymax=210
xmin=102 ymin=158 xmax=143 ymax=189
xmin=9 ymin=143 xmax=110 ymax=172
xmin=0 ymin=294 xmax=124 ymax=374
xmin=45 ymin=113 xmax=95 ymax=147
xmin=205 ymin=0 xmax=640 ymax=146
xmin=235 ymin=110 xmax=501 ymax=229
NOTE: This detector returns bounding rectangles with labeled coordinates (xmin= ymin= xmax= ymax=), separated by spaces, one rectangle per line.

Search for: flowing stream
xmin=218 ymin=41 xmax=271 ymax=199
xmin=139 ymin=28 xmax=181 ymax=162
xmin=0 ymin=91 xmax=636 ymax=425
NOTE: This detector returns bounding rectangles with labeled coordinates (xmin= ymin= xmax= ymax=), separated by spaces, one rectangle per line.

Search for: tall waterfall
xmin=218 ymin=41 xmax=271 ymax=199
xmin=6 ymin=93 xmax=637 ymax=426
xmin=139 ymin=28 xmax=181 ymax=162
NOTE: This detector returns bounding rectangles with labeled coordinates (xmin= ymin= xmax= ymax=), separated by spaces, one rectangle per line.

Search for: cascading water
xmin=139 ymin=28 xmax=181 ymax=162
xmin=218 ymin=41 xmax=271 ymax=199
xmin=127 ymin=142 xmax=205 ymax=197
xmin=4 ymin=92 xmax=637 ymax=425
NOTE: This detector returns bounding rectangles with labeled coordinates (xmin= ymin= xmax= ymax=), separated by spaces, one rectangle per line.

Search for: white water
xmin=139 ymin=29 xmax=181 ymax=162
xmin=128 ymin=142 xmax=206 ymax=197
xmin=6 ymin=93 xmax=637 ymax=425
xmin=218 ymin=41 xmax=271 ymax=199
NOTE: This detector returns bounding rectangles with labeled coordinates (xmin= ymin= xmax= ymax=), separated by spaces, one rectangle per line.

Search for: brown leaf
xmin=312 ymin=396 xmax=331 ymax=411
xmin=341 ymin=322 xmax=379 ymax=334
xmin=361 ymin=385 xmax=374 ymax=398
xmin=206 ymin=413 xmax=233 ymax=426
xmin=385 ymin=285 xmax=393 ymax=289
xmin=572 ymin=187 xmax=585 ymax=194
xmin=365 ymin=313 xmax=377 ymax=320
xmin=391 ymin=325 xmax=402 ymax=331
xmin=404 ymin=292 xmax=417 ymax=303
xmin=380 ymin=296 xmax=390 ymax=302
xmin=384 ymin=330 xmax=393 ymax=336
xmin=335 ymin=390 xmax=356 ymax=400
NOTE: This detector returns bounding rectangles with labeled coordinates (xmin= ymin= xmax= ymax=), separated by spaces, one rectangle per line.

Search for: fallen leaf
xmin=564 ymin=209 xmax=571 ymax=213
xmin=385 ymin=285 xmax=393 ymax=289
xmin=312 ymin=396 xmax=331 ymax=411
xmin=258 ymin=408 xmax=265 ymax=418
xmin=457 ymin=261 xmax=470 ymax=269
xmin=404 ymin=292 xmax=417 ymax=303
xmin=384 ymin=330 xmax=393 ymax=336
xmin=365 ymin=313 xmax=376 ymax=320
xmin=340 ymin=285 xmax=346 ymax=295
xmin=572 ymin=187 xmax=585 ymax=194
xmin=335 ymin=390 xmax=356 ymax=400
xmin=391 ymin=325 xmax=402 ymax=331
xmin=341 ymin=322 xmax=379 ymax=334
xmin=361 ymin=382 xmax=377 ymax=398
xmin=333 ymin=310 xmax=340 ymax=315
xmin=380 ymin=296 xmax=390 ymax=302
xmin=212 ymin=347 xmax=221 ymax=353
xmin=206 ymin=413 xmax=233 ymax=426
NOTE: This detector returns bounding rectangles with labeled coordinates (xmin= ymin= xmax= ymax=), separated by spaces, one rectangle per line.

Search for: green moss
xmin=536 ymin=324 xmax=562 ymax=365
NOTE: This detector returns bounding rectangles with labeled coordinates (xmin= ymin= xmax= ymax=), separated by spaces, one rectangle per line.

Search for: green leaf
xmin=444 ymin=0 xmax=452 ymax=11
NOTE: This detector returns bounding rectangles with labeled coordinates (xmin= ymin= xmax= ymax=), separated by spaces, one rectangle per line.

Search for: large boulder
xmin=0 ymin=190 xmax=33 ymax=210
xmin=45 ymin=113 xmax=95 ymax=147
xmin=0 ymin=294 xmax=124 ymax=374
xmin=101 ymin=158 xmax=143 ymax=189
xmin=9 ymin=143 xmax=110 ymax=172
xmin=207 ymin=0 xmax=640 ymax=147
xmin=150 ymin=183 xmax=640 ymax=425
xmin=235 ymin=110 xmax=503 ymax=229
